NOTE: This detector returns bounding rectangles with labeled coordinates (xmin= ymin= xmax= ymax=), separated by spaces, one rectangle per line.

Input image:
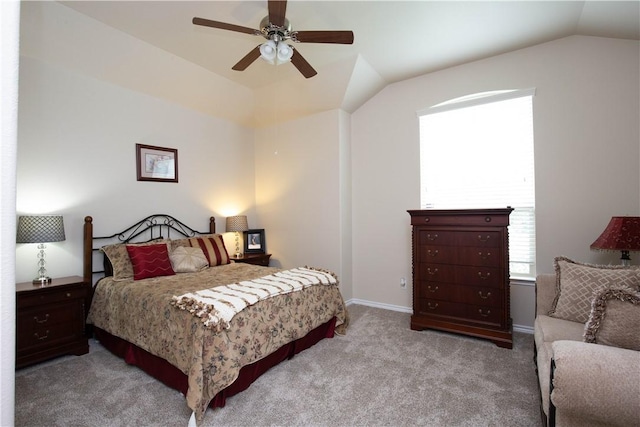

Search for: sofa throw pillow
xmin=126 ymin=243 xmax=175 ymax=280
xmin=549 ymin=257 xmax=640 ymax=323
xmin=584 ymin=287 xmax=640 ymax=351
xmin=188 ymin=235 xmax=230 ymax=266
xmin=101 ymin=238 xmax=166 ymax=281
xmin=169 ymin=246 xmax=209 ymax=273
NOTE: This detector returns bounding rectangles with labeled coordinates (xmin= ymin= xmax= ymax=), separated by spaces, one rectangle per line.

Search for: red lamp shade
xmin=590 ymin=216 xmax=640 ymax=264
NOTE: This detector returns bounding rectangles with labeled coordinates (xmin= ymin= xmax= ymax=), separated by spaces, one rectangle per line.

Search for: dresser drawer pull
xmin=484 ymin=216 xmax=492 ymax=222
xmin=34 ymin=331 xmax=49 ymax=340
xmin=478 ymin=291 xmax=492 ymax=299
xmin=477 ymin=235 xmax=491 ymax=243
xmin=427 ymin=302 xmax=439 ymax=310
xmin=66 ymin=292 xmax=72 ymax=297
xmin=426 ymin=233 xmax=438 ymax=241
xmin=427 ymin=285 xmax=439 ymax=293
xmin=33 ymin=314 xmax=49 ymax=324
xmin=478 ymin=309 xmax=491 ymax=317
xmin=427 ymin=250 xmax=439 ymax=257
xmin=427 ymin=268 xmax=439 ymax=275
xmin=477 ymin=272 xmax=491 ymax=280
xmin=478 ymin=251 xmax=491 ymax=259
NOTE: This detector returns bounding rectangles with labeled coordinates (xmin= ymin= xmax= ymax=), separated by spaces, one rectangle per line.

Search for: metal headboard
xmin=83 ymin=214 xmax=216 ymax=284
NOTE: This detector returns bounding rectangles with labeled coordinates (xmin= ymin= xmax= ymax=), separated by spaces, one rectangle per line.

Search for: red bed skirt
xmin=93 ymin=316 xmax=337 ymax=409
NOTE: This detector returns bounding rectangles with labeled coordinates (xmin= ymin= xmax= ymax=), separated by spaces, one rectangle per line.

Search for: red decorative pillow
xmin=126 ymin=243 xmax=175 ymax=280
xmin=188 ymin=235 xmax=230 ymax=266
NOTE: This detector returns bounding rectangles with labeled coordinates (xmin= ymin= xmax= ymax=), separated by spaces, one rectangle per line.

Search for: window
xmin=417 ymin=89 xmax=536 ymax=279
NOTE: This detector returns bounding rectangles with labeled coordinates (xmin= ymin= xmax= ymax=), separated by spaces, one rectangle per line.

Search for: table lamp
xmin=17 ymin=215 xmax=66 ymax=284
xmin=225 ymin=215 xmax=248 ymax=258
xmin=590 ymin=216 xmax=640 ymax=265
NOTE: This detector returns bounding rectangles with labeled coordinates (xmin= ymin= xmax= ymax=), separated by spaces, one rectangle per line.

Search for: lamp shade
xmin=225 ymin=215 xmax=248 ymax=233
xmin=16 ymin=215 xmax=66 ymax=244
xmin=590 ymin=216 xmax=640 ymax=252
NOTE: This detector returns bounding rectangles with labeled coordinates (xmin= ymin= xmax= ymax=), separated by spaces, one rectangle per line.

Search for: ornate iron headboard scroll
xmin=83 ymin=214 xmax=216 ymax=284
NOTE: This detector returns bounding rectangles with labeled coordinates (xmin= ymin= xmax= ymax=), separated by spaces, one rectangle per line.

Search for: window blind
xmin=418 ymin=89 xmax=536 ymax=279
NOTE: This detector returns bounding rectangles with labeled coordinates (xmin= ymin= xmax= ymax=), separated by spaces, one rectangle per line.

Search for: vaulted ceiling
xmin=26 ymin=1 xmax=640 ymax=127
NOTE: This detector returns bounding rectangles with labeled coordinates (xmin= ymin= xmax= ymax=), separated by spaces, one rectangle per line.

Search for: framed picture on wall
xmin=243 ymin=229 xmax=265 ymax=253
xmin=136 ymin=143 xmax=178 ymax=183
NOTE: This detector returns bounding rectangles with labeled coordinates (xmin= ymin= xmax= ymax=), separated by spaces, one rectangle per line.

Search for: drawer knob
xmin=33 ymin=314 xmax=49 ymax=324
xmin=426 ymin=233 xmax=438 ymax=241
xmin=478 ymin=309 xmax=491 ymax=317
xmin=427 ymin=268 xmax=438 ymax=275
xmin=427 ymin=302 xmax=439 ymax=310
xmin=427 ymin=249 xmax=439 ymax=257
xmin=478 ymin=235 xmax=491 ymax=243
xmin=478 ymin=291 xmax=492 ymax=299
xmin=478 ymin=272 xmax=491 ymax=280
xmin=424 ymin=217 xmax=430 ymax=223
xmin=34 ymin=331 xmax=49 ymax=340
xmin=427 ymin=285 xmax=439 ymax=293
xmin=66 ymin=292 xmax=71 ymax=297
xmin=484 ymin=216 xmax=492 ymax=222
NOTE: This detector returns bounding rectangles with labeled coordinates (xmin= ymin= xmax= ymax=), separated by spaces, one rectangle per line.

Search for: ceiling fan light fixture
xmin=259 ymin=40 xmax=277 ymax=64
xmin=276 ymin=43 xmax=293 ymax=64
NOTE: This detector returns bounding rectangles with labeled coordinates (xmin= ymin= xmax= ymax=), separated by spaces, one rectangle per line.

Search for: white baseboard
xmin=345 ymin=298 xmax=534 ymax=335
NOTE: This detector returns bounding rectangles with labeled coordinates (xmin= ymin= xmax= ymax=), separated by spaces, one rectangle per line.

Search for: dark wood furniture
xmin=16 ymin=276 xmax=90 ymax=368
xmin=408 ymin=208 xmax=514 ymax=349
xmin=232 ymin=253 xmax=272 ymax=266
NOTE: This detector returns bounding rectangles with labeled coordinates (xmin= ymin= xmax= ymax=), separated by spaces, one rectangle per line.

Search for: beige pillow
xmin=549 ymin=257 xmax=640 ymax=323
xmin=169 ymin=246 xmax=209 ymax=273
xmin=101 ymin=239 xmax=166 ymax=281
xmin=584 ymin=287 xmax=640 ymax=350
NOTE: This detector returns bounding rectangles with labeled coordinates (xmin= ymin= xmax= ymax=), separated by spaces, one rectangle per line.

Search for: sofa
xmin=534 ymin=257 xmax=640 ymax=427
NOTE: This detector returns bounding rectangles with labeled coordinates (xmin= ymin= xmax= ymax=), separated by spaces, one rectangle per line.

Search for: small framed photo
xmin=243 ymin=229 xmax=265 ymax=253
xmin=136 ymin=143 xmax=178 ymax=183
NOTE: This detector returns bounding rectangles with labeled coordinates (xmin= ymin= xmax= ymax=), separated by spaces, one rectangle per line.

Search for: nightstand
xmin=16 ymin=276 xmax=90 ymax=369
xmin=232 ymin=253 xmax=272 ymax=266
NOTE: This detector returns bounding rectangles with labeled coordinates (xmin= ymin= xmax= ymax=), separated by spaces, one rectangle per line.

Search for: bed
xmin=83 ymin=214 xmax=349 ymax=425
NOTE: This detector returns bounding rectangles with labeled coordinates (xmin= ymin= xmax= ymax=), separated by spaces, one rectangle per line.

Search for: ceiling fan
xmin=192 ymin=0 xmax=354 ymax=78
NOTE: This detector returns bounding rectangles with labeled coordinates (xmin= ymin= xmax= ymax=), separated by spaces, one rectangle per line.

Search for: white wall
xmin=16 ymin=56 xmax=256 ymax=283
xmin=351 ymin=36 xmax=640 ymax=329
xmin=254 ymin=109 xmax=352 ymax=299
xmin=1 ymin=1 xmax=19 ymax=424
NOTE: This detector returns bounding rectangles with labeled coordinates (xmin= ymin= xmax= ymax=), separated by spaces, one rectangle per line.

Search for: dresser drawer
xmin=410 ymin=211 xmax=511 ymax=227
xmin=417 ymin=299 xmax=504 ymax=327
xmin=17 ymin=286 xmax=87 ymax=309
xmin=418 ymin=230 xmax=501 ymax=248
xmin=419 ymin=246 xmax=501 ymax=267
xmin=418 ymin=282 xmax=503 ymax=308
xmin=419 ymin=264 xmax=502 ymax=288
xmin=17 ymin=300 xmax=85 ymax=353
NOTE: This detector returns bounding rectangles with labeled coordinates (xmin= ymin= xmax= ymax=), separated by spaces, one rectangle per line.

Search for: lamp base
xmin=32 ymin=276 xmax=52 ymax=285
xmin=621 ymin=250 xmax=631 ymax=266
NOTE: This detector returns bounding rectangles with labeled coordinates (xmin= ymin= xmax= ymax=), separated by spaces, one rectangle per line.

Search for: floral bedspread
xmin=87 ymin=263 xmax=349 ymax=423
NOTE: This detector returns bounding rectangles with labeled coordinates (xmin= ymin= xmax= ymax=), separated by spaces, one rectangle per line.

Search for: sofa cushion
xmin=549 ymin=257 xmax=640 ymax=323
xmin=584 ymin=287 xmax=640 ymax=351
xmin=534 ymin=315 xmax=585 ymax=347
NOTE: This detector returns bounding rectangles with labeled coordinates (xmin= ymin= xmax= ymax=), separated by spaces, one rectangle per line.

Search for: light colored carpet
xmin=15 ymin=305 xmax=541 ymax=426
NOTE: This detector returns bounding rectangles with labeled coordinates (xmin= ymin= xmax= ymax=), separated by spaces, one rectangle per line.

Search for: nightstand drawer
xmin=17 ymin=300 xmax=85 ymax=352
xmin=15 ymin=276 xmax=90 ymax=368
xmin=17 ymin=286 xmax=86 ymax=309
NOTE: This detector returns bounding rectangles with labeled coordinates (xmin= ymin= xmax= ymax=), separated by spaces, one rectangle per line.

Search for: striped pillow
xmin=188 ymin=235 xmax=230 ymax=266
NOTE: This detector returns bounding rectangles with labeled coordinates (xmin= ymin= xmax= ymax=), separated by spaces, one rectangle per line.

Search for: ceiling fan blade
xmin=192 ymin=17 xmax=257 ymax=35
xmin=268 ymin=0 xmax=287 ymax=27
xmin=232 ymin=46 xmax=262 ymax=71
xmin=293 ymin=30 xmax=354 ymax=44
xmin=290 ymin=50 xmax=317 ymax=79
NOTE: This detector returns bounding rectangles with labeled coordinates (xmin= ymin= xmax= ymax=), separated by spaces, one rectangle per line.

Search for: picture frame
xmin=136 ymin=143 xmax=178 ymax=183
xmin=243 ymin=229 xmax=265 ymax=253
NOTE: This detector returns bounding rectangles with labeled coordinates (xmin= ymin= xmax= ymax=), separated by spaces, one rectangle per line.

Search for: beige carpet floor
xmin=15 ymin=304 xmax=541 ymax=426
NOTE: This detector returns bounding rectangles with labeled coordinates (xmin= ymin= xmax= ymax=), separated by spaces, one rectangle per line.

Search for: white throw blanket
xmin=171 ymin=267 xmax=338 ymax=332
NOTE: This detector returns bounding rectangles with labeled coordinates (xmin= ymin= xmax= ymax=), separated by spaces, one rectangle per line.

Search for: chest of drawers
xmin=16 ymin=276 xmax=90 ymax=368
xmin=408 ymin=208 xmax=514 ymax=348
